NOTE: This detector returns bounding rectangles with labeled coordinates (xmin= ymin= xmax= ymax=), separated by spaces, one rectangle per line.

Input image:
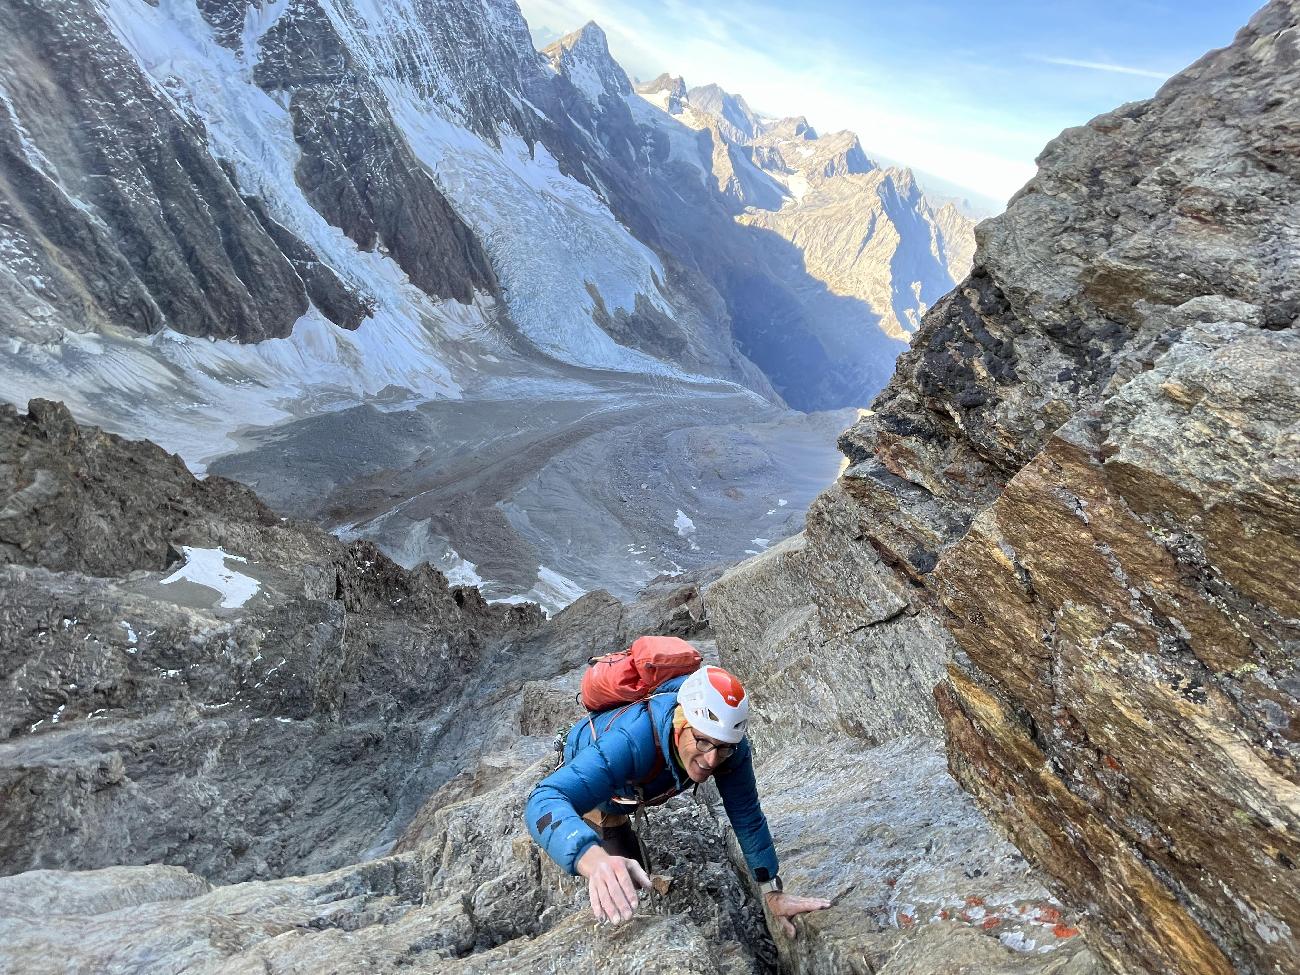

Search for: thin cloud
xmin=1032 ymin=55 xmax=1169 ymax=79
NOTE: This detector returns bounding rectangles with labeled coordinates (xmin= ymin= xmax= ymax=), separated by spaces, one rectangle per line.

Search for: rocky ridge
xmin=0 ymin=398 xmax=1093 ymax=974
xmin=633 ymin=74 xmax=974 ymax=397
xmin=0 ymin=396 xmax=769 ymax=971
xmin=0 ymin=398 xmax=543 ymax=882
xmin=703 ymin=3 xmax=1300 ymax=974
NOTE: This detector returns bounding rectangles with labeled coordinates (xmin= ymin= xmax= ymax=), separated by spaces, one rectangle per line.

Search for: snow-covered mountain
xmin=2 ymin=1 xmax=761 ymax=461
xmin=1 ymin=2 xmax=974 ymax=450
xmin=0 ymin=0 xmax=975 ymax=604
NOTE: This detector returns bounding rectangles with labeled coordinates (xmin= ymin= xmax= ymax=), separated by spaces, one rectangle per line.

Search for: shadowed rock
xmin=0 ymin=399 xmax=779 ymax=971
xmin=0 ymin=0 xmax=323 ymax=342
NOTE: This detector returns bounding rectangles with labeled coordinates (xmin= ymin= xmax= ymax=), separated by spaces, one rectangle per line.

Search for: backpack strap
xmin=636 ymin=711 xmax=667 ymax=785
xmin=624 ymin=698 xmax=687 ymax=807
xmin=587 ymin=695 xmax=681 ymax=808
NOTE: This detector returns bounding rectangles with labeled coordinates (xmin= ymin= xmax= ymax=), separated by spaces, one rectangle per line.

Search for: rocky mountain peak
xmin=881 ymin=165 xmax=919 ymax=199
xmin=636 ymin=72 xmax=687 ymax=98
xmin=634 ymin=72 xmax=688 ymax=113
xmin=625 ymin=59 xmax=974 ymax=357
xmin=773 ymin=129 xmax=876 ymax=179
xmin=761 ymin=114 xmax=816 ymax=142
xmin=543 ymin=20 xmax=632 ymax=105
xmin=687 ymin=82 xmax=763 ymax=141
xmin=841 ymin=134 xmax=875 ymax=174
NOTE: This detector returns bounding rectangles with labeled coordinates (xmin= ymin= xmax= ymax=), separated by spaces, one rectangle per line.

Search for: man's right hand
xmin=576 ymin=845 xmax=652 ymax=923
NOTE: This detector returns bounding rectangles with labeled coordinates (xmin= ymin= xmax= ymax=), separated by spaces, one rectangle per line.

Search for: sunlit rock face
xmin=934 ymin=319 xmax=1299 ymax=975
xmin=708 ymin=2 xmax=1299 ymax=974
xmin=634 ymin=77 xmax=977 ymax=410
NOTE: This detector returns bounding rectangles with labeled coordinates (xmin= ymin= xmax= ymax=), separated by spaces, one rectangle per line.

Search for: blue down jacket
xmin=524 ymin=675 xmax=779 ymax=880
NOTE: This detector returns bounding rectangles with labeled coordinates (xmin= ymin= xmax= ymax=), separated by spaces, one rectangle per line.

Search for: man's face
xmin=676 ymin=724 xmax=736 ymax=783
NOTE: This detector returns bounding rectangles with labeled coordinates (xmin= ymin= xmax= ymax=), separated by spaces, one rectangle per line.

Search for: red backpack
xmin=580 ymin=635 xmax=702 ymax=712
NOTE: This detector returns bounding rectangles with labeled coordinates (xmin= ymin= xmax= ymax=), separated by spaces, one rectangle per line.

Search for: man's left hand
xmin=764 ymin=891 xmax=832 ymax=937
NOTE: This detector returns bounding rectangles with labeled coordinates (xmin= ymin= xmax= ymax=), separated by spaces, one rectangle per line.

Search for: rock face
xmin=707 ymin=4 xmax=1300 ymax=975
xmin=0 ymin=398 xmax=786 ymax=972
xmin=248 ymin=0 xmax=498 ymax=305
xmin=0 ymin=398 xmax=546 ymax=882
xmin=737 ymin=164 xmax=958 ymax=341
xmin=632 ymin=78 xmax=975 ymax=407
xmin=746 ymin=736 xmax=1099 ymax=975
xmin=705 ymin=529 xmax=1097 ymax=974
xmin=543 ymin=22 xmax=634 ymax=106
xmin=0 ymin=0 xmax=327 ymax=342
xmin=935 ymin=320 xmax=1299 ymax=975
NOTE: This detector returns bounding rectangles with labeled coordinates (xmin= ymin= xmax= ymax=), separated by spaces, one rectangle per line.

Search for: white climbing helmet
xmin=678 ymin=666 xmax=750 ymax=744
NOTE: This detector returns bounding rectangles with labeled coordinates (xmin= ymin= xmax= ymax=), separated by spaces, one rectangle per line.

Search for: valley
xmin=211 ymin=360 xmax=854 ymax=611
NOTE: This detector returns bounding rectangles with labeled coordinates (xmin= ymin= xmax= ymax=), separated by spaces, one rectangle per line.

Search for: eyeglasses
xmin=689 ymin=727 xmax=736 ymax=760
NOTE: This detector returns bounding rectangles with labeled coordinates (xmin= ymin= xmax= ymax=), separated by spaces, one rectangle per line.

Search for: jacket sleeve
xmin=715 ymin=739 xmax=779 ymax=882
xmin=524 ymin=721 xmax=652 ymax=875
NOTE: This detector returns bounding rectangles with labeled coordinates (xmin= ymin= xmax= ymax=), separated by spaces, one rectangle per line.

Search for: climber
xmin=525 ymin=665 xmax=831 ymax=936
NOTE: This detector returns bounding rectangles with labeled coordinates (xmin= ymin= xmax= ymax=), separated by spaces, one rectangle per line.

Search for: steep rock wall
xmin=708 ymin=3 xmax=1298 ymax=974
xmin=0 ymin=0 xmax=326 ymax=341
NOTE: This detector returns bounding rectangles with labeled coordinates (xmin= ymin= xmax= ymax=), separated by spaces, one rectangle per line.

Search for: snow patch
xmin=444 ymin=553 xmax=483 ymax=588
xmin=537 ymin=566 xmax=587 ymax=605
xmin=674 ymin=509 xmax=696 ymax=536
xmin=561 ymin=58 xmax=610 ymax=106
xmin=782 ymin=172 xmax=810 ymax=203
xmin=490 ymin=565 xmax=587 ymax=617
xmin=161 ymin=546 xmax=261 ymax=608
xmin=0 ymin=86 xmax=61 ymax=182
xmin=240 ymin=0 xmax=290 ymax=71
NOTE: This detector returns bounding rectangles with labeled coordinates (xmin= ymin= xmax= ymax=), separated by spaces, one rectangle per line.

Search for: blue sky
xmin=517 ymin=0 xmax=1262 ymax=209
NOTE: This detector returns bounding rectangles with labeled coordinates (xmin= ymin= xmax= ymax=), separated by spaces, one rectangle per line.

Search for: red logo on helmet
xmin=707 ymin=667 xmax=745 ymax=706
